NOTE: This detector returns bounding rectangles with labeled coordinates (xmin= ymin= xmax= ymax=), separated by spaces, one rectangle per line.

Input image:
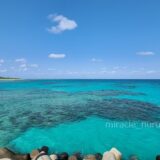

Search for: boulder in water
xmin=102 ymin=148 xmax=121 ymax=160
xmin=50 ymin=154 xmax=58 ymax=160
xmin=83 ymin=155 xmax=96 ymax=160
xmin=129 ymin=155 xmax=139 ymax=160
xmin=30 ymin=150 xmax=40 ymax=160
xmin=57 ymin=152 xmax=69 ymax=160
xmin=156 ymin=155 xmax=160 ymax=160
xmin=68 ymin=155 xmax=78 ymax=160
xmin=0 ymin=148 xmax=30 ymax=160
xmin=95 ymin=153 xmax=102 ymax=160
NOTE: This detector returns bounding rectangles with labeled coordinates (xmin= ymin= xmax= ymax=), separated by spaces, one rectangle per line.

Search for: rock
xmin=30 ymin=150 xmax=40 ymax=159
xmin=95 ymin=153 xmax=102 ymax=160
xmin=50 ymin=154 xmax=58 ymax=160
xmin=57 ymin=152 xmax=69 ymax=160
xmin=102 ymin=152 xmax=116 ymax=160
xmin=102 ymin=148 xmax=122 ymax=160
xmin=0 ymin=148 xmax=30 ymax=160
xmin=83 ymin=155 xmax=96 ymax=160
xmin=73 ymin=152 xmax=83 ymax=160
xmin=156 ymin=155 xmax=160 ymax=160
xmin=110 ymin=148 xmax=122 ymax=160
xmin=68 ymin=155 xmax=78 ymax=160
xmin=129 ymin=155 xmax=139 ymax=160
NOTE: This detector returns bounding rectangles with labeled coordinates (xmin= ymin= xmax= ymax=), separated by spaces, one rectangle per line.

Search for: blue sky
xmin=0 ymin=0 xmax=160 ymax=79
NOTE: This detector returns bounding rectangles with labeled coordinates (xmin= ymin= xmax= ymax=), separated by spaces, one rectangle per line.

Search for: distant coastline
xmin=0 ymin=76 xmax=20 ymax=80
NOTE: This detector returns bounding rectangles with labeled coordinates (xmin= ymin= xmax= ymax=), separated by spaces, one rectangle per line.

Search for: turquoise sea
xmin=0 ymin=79 xmax=160 ymax=160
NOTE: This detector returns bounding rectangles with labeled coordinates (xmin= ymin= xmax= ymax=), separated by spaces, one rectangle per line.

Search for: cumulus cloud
xmin=0 ymin=59 xmax=4 ymax=64
xmin=30 ymin=64 xmax=39 ymax=68
xmin=47 ymin=14 xmax=77 ymax=34
xmin=146 ymin=70 xmax=157 ymax=74
xmin=48 ymin=68 xmax=56 ymax=71
xmin=18 ymin=63 xmax=28 ymax=72
xmin=0 ymin=69 xmax=7 ymax=73
xmin=15 ymin=58 xmax=26 ymax=63
xmin=48 ymin=53 xmax=66 ymax=59
xmin=19 ymin=64 xmax=27 ymax=68
xmin=23 ymin=68 xmax=28 ymax=71
xmin=15 ymin=59 xmax=38 ymax=72
xmin=136 ymin=51 xmax=155 ymax=56
xmin=100 ymin=69 xmax=116 ymax=74
xmin=18 ymin=63 xmax=38 ymax=72
xmin=91 ymin=58 xmax=103 ymax=62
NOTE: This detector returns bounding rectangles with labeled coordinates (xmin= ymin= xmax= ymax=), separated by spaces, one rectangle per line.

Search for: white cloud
xmin=18 ymin=63 xmax=38 ymax=71
xmin=15 ymin=58 xmax=26 ymax=63
xmin=18 ymin=64 xmax=28 ymax=72
xmin=136 ymin=51 xmax=155 ymax=56
xmin=113 ymin=66 xmax=120 ymax=70
xmin=14 ymin=59 xmax=39 ymax=72
xmin=48 ymin=68 xmax=56 ymax=71
xmin=91 ymin=58 xmax=103 ymax=62
xmin=47 ymin=14 xmax=77 ymax=34
xmin=100 ymin=69 xmax=116 ymax=74
xmin=30 ymin=64 xmax=39 ymax=68
xmin=146 ymin=70 xmax=157 ymax=74
xmin=48 ymin=53 xmax=66 ymax=59
xmin=19 ymin=64 xmax=27 ymax=68
xmin=0 ymin=59 xmax=4 ymax=64
xmin=18 ymin=67 xmax=28 ymax=72
xmin=131 ymin=70 xmax=141 ymax=73
xmin=10 ymin=67 xmax=15 ymax=70
xmin=0 ymin=69 xmax=7 ymax=73
xmin=23 ymin=68 xmax=28 ymax=71
xmin=65 ymin=71 xmax=79 ymax=75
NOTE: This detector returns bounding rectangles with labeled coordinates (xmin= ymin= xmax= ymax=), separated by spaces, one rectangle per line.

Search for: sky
xmin=0 ymin=0 xmax=160 ymax=79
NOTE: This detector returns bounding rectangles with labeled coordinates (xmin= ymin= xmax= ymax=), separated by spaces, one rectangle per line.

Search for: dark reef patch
xmin=113 ymin=84 xmax=137 ymax=89
xmin=3 ymin=97 xmax=160 ymax=130
xmin=80 ymin=90 xmax=146 ymax=97
xmin=0 ymin=87 xmax=159 ymax=147
xmin=87 ymin=99 xmax=160 ymax=122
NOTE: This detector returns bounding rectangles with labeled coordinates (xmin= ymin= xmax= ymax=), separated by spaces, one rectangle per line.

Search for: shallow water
xmin=0 ymin=79 xmax=160 ymax=160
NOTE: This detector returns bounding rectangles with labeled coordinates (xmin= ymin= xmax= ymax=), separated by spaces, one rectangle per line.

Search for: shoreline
xmin=0 ymin=78 xmax=21 ymax=81
xmin=0 ymin=147 xmax=121 ymax=160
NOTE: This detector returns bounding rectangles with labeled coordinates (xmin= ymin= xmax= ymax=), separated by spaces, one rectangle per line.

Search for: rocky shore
xmin=0 ymin=146 xmax=159 ymax=160
xmin=0 ymin=148 xmax=30 ymax=160
xmin=0 ymin=147 xmax=120 ymax=160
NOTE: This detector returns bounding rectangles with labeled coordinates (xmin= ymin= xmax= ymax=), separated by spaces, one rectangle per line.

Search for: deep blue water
xmin=0 ymin=79 xmax=160 ymax=160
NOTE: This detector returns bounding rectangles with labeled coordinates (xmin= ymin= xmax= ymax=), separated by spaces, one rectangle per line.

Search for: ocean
xmin=0 ymin=79 xmax=160 ymax=160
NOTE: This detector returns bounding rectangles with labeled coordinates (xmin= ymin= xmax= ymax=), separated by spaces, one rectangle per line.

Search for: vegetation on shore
xmin=0 ymin=76 xmax=20 ymax=80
